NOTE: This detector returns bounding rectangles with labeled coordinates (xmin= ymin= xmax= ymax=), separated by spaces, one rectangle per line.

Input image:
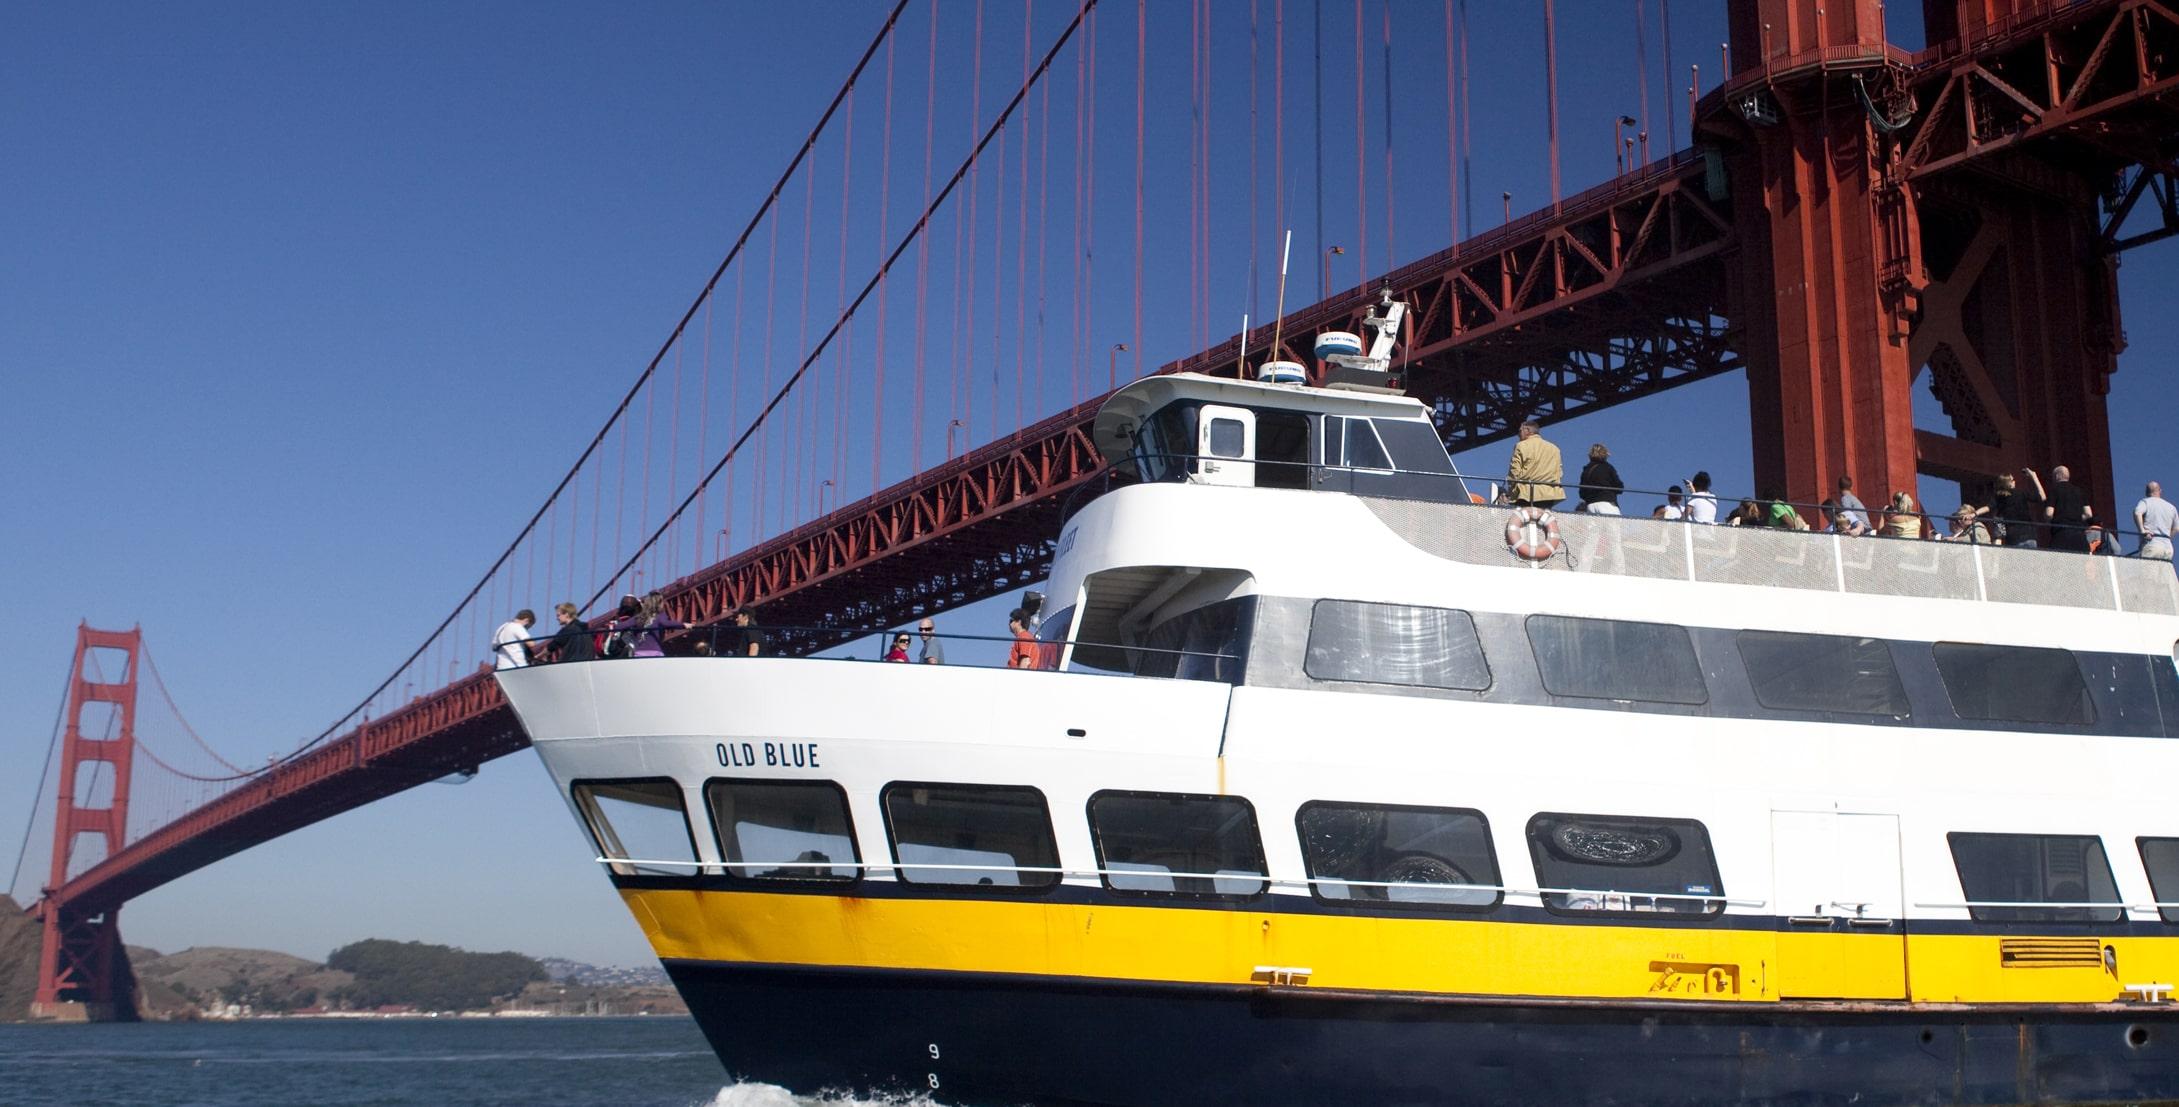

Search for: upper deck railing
xmin=1081 ymin=459 xmax=2179 ymax=618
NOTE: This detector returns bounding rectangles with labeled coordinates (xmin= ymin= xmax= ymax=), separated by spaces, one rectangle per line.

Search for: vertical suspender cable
xmin=1070 ymin=6 xmax=1087 ymax=404
xmin=913 ymin=0 xmax=939 ymax=472
xmin=1313 ymin=0 xmax=1324 ymax=299
xmin=1353 ymin=0 xmax=1367 ymax=286
xmin=1459 ymin=0 xmax=1471 ymax=236
xmin=694 ymin=285 xmax=711 ymax=574
xmin=874 ymin=29 xmax=898 ymax=495
xmin=1545 ymin=0 xmax=1561 ymax=209
xmin=1084 ymin=4 xmax=1098 ymax=388
xmin=1634 ymin=0 xmax=1651 ymax=166
xmin=963 ymin=0 xmax=986 ymax=444
xmin=1660 ymin=0 xmax=1675 ymax=151
xmin=1133 ymin=0 xmax=1145 ymax=380
xmin=1444 ymin=0 xmax=1459 ymax=243
xmin=1382 ymin=0 xmax=1394 ymax=271
xmin=1274 ymin=0 xmax=1284 ymax=302
xmin=833 ymin=75 xmax=860 ymax=504
xmin=1016 ymin=1 xmax=1033 ymax=433
xmin=1249 ymin=0 xmax=1260 ymax=323
xmin=990 ymin=64 xmax=1009 ymax=441
xmin=1035 ymin=43 xmax=1051 ymax=417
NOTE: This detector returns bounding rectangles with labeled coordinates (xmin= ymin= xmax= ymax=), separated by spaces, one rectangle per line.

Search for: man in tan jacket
xmin=1507 ymin=421 xmax=1564 ymax=509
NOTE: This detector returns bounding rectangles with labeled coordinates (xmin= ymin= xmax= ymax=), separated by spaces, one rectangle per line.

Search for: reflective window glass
xmin=1526 ymin=813 xmax=1724 ymax=917
xmin=572 ymin=779 xmax=697 ymax=877
xmin=1089 ymin=791 xmax=1266 ymax=898
xmin=1527 ymin=616 xmax=1707 ymax=705
xmin=1371 ymin=419 xmax=1455 ymax=474
xmin=707 ymin=779 xmax=860 ymax=883
xmin=1298 ymin=802 xmax=1499 ymax=908
xmin=1949 ymin=833 xmax=2121 ymax=923
xmin=1306 ymin=600 xmax=1491 ymax=691
xmin=1932 ymin=643 xmax=2094 ymax=726
xmin=1737 ymin=631 xmax=1910 ymax=716
xmin=883 ymin=783 xmax=1061 ymax=888
xmin=1344 ymin=419 xmax=1391 ymax=470
xmin=1208 ymin=418 xmax=1246 ymax=458
xmin=2140 ymin=838 xmax=2179 ymax=924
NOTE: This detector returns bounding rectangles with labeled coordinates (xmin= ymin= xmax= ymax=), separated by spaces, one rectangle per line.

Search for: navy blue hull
xmin=664 ymin=960 xmax=2179 ymax=1106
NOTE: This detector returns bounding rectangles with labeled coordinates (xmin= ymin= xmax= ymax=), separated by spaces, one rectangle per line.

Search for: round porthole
xmin=2128 ymin=1024 xmax=2151 ymax=1050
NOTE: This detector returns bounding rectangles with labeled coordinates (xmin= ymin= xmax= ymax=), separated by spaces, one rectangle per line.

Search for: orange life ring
xmin=1506 ymin=507 xmax=1563 ymax=561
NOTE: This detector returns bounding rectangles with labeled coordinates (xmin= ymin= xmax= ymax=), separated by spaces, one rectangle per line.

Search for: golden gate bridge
xmin=17 ymin=0 xmax=2179 ymax=1019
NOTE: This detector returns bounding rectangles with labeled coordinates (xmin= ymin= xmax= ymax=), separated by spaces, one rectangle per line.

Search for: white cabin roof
xmin=1092 ymin=371 xmax=1434 ymax=467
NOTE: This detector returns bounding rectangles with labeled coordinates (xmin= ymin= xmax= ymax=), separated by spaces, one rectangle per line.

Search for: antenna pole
xmin=1269 ymin=230 xmax=1293 ymax=362
xmin=1237 ymin=314 xmax=1250 ymax=377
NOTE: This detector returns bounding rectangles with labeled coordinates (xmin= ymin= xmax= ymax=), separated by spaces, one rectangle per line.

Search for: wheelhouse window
xmin=1305 ymin=601 xmax=1491 ymax=691
xmin=882 ymin=783 xmax=1061 ymax=888
xmin=1297 ymin=802 xmax=1500 ymax=908
xmin=1526 ymin=813 xmax=1724 ymax=917
xmin=1371 ymin=419 xmax=1456 ymax=474
xmin=1088 ymin=791 xmax=1266 ymax=898
xmin=571 ymin=779 xmax=698 ymax=877
xmin=1948 ymin=833 xmax=2121 ymax=923
xmin=706 ymin=779 xmax=860 ymax=883
xmin=2139 ymin=838 xmax=2179 ymax=924
xmin=1736 ymin=631 xmax=1910 ymax=716
xmin=1932 ymin=643 xmax=2094 ymax=726
xmin=1526 ymin=616 xmax=1707 ymax=705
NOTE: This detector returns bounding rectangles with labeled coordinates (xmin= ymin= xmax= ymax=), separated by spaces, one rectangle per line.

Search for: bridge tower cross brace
xmin=32 ymin=624 xmax=142 ymax=1021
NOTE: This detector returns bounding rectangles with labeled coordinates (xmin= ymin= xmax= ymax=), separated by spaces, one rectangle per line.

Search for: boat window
xmin=1207 ymin=416 xmax=1247 ymax=459
xmin=1305 ymin=600 xmax=1490 ymax=691
xmin=1297 ymin=802 xmax=1500 ymax=909
xmin=1136 ymin=596 xmax=1254 ymax=683
xmin=1088 ymin=791 xmax=1267 ymax=898
xmin=571 ymin=779 xmax=698 ymax=878
xmin=882 ymin=783 xmax=1061 ymax=889
xmin=1932 ymin=643 xmax=2094 ymax=726
xmin=1526 ymin=616 xmax=1707 ymax=705
xmin=1256 ymin=410 xmax=1312 ymax=489
xmin=1136 ymin=402 xmax=1200 ymax=482
xmin=1318 ymin=414 xmax=1344 ymax=469
xmin=706 ymin=779 xmax=860 ymax=884
xmin=1736 ymin=631 xmax=1910 ymax=716
xmin=1343 ymin=418 xmax=1392 ymax=471
xmin=1371 ymin=419 xmax=1456 ymax=474
xmin=1947 ymin=833 xmax=2121 ymax=923
xmin=2138 ymin=838 xmax=2179 ymax=924
xmin=1526 ymin=813 xmax=1724 ymax=917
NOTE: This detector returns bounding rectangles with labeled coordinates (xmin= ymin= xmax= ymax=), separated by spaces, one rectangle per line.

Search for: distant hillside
xmin=0 ymin=897 xmax=39 ymax=1021
xmin=327 ymin=939 xmax=546 ymax=1011
xmin=134 ymin=946 xmax=354 ymax=1016
xmin=537 ymin=957 xmax=669 ymax=987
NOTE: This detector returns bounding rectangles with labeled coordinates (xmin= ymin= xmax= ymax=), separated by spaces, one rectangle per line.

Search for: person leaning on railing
xmin=546 ymin=602 xmax=596 ymax=663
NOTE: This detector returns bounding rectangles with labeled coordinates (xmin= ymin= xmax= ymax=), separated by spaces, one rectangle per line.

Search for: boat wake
xmin=702 ymin=1082 xmax=951 ymax=1107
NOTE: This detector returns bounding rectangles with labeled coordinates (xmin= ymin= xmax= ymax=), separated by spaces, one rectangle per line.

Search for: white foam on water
xmin=700 ymin=1082 xmax=953 ymax=1107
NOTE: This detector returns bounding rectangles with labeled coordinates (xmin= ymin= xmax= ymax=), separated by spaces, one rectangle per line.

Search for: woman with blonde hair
xmin=1881 ymin=491 xmax=1925 ymax=539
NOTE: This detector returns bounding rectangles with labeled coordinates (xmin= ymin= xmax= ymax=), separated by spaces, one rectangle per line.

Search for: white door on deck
xmin=1194 ymin=404 xmax=1255 ymax=487
xmin=1770 ymin=810 xmax=1907 ymax=999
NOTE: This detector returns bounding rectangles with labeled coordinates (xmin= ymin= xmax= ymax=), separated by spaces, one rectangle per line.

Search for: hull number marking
xmin=714 ymin=741 xmax=821 ymax=769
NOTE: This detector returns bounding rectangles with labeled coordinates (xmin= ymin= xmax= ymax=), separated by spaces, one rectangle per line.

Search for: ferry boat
xmin=497 ymin=300 xmax=2179 ymax=1105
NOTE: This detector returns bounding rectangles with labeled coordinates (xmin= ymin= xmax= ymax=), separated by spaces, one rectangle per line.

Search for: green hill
xmin=326 ymin=939 xmax=547 ymax=1011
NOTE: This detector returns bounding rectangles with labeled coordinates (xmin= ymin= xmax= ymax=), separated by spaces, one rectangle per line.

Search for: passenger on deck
xmin=492 ymin=609 xmax=536 ymax=670
xmin=2135 ymin=482 xmax=2176 ymax=560
xmin=601 ymin=595 xmax=641 ymax=658
xmin=1507 ymin=421 xmax=1564 ymax=510
xmin=917 ymin=619 xmax=946 ymax=664
xmin=1726 ymin=499 xmax=1764 ymax=527
xmin=1577 ymin=443 xmax=1622 ymax=515
xmin=1835 ymin=474 xmax=1870 ymax=534
xmin=1007 ymin=609 xmax=1038 ymax=669
xmin=1763 ymin=493 xmax=1809 ymax=531
xmin=547 ymin=603 xmax=596 ymax=663
xmin=722 ymin=610 xmax=765 ymax=657
xmin=1685 ymin=472 xmax=1718 ymax=524
xmin=1656 ymin=485 xmax=1687 ymax=521
xmin=623 ymin=591 xmax=686 ymax=658
xmin=1991 ymin=470 xmax=2045 ymax=548
xmin=1820 ymin=499 xmax=1869 ymax=537
xmin=1941 ymin=506 xmax=1993 ymax=544
xmin=884 ymin=634 xmax=912 ymax=662
xmin=1881 ymin=492 xmax=1925 ymax=540
xmin=2047 ymin=466 xmax=2091 ymax=552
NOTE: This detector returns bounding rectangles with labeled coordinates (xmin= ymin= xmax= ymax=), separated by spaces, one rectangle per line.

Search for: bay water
xmin=0 ymin=1016 xmax=939 ymax=1106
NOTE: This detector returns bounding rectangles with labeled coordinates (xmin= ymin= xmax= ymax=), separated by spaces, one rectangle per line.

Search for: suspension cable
xmin=6 ymin=657 xmax=73 ymax=901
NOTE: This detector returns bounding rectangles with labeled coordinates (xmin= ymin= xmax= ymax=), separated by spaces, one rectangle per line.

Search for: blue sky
xmin=4 ymin=2 xmax=2176 ymax=968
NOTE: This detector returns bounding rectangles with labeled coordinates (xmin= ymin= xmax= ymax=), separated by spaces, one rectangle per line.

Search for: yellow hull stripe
xmin=622 ymin=888 xmax=2179 ymax=1005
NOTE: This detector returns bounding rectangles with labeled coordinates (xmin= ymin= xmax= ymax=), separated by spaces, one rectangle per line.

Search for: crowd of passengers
xmin=1505 ymin=421 xmax=2179 ymax=559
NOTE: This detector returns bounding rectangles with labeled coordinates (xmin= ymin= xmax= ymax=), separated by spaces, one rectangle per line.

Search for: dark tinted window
xmin=1137 ymin=596 xmax=1253 ymax=683
xmin=1948 ymin=833 xmax=2120 ymax=923
xmin=1089 ymin=791 xmax=1266 ymax=898
xmin=1256 ymin=410 xmax=1312 ymax=489
xmin=1306 ymin=601 xmax=1491 ymax=690
xmin=1527 ymin=616 xmax=1707 ymax=705
xmin=1737 ymin=631 xmax=1910 ymax=716
xmin=1207 ymin=416 xmax=1247 ymax=458
xmin=1344 ymin=418 xmax=1391 ymax=470
xmin=706 ymin=779 xmax=860 ymax=883
xmin=572 ymin=779 xmax=697 ymax=877
xmin=1298 ymin=802 xmax=1499 ymax=908
xmin=1527 ymin=813 xmax=1724 ymax=917
xmin=883 ymin=783 xmax=1061 ymax=888
xmin=2140 ymin=838 xmax=2179 ymax=924
xmin=1932 ymin=643 xmax=2094 ymax=726
xmin=1372 ymin=419 xmax=1455 ymax=473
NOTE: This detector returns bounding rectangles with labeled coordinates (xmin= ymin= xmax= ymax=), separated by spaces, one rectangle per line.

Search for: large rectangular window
xmin=1305 ymin=601 xmax=1491 ymax=691
xmin=706 ymin=779 xmax=860 ymax=883
xmin=882 ymin=783 xmax=1061 ymax=888
xmin=2140 ymin=838 xmax=2179 ymax=924
xmin=1136 ymin=597 xmax=1254 ymax=683
xmin=1298 ymin=802 xmax=1499 ymax=908
xmin=1526 ymin=813 xmax=1724 ymax=917
xmin=1088 ymin=791 xmax=1266 ymax=898
xmin=572 ymin=779 xmax=698 ymax=877
xmin=1737 ymin=631 xmax=1910 ymax=716
xmin=1526 ymin=616 xmax=1707 ymax=705
xmin=1948 ymin=833 xmax=2120 ymax=923
xmin=1932 ymin=643 xmax=2094 ymax=726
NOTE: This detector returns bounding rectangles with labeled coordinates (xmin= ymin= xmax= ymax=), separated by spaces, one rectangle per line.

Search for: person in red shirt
xmin=1007 ymin=609 xmax=1038 ymax=669
xmin=884 ymin=633 xmax=912 ymax=662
